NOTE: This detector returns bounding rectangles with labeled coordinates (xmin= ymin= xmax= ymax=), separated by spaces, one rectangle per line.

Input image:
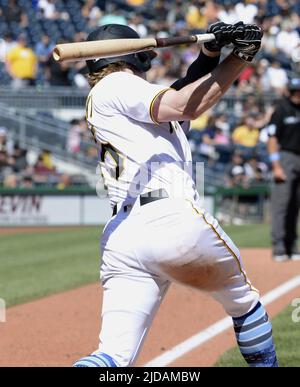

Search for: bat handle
xmin=194 ymin=33 xmax=216 ymax=44
xmin=155 ymin=33 xmax=215 ymax=48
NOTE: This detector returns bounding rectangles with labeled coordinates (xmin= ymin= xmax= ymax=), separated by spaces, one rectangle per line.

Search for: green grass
xmin=0 ymin=223 xmax=273 ymax=307
xmin=1 ymin=223 xmax=299 ymax=366
xmin=215 ymin=305 xmax=300 ymax=367
xmin=223 ymin=223 xmax=272 ymax=248
xmin=0 ymin=227 xmax=102 ymax=306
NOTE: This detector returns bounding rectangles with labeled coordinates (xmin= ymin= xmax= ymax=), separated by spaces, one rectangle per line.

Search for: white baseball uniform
xmin=86 ymin=71 xmax=259 ymax=367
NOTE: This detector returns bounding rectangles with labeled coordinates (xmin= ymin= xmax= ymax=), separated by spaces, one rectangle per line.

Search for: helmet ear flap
xmin=136 ymin=52 xmax=148 ymax=61
xmin=135 ymin=52 xmax=152 ymax=72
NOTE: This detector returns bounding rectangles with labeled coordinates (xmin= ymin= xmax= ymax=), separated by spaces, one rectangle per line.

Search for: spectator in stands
xmin=21 ymin=175 xmax=34 ymax=188
xmin=82 ymin=0 xmax=103 ymax=28
xmin=275 ymin=23 xmax=299 ymax=58
xmin=6 ymin=34 xmax=37 ymax=88
xmin=215 ymin=113 xmax=230 ymax=136
xmin=3 ymin=174 xmax=18 ymax=188
xmin=0 ymin=150 xmax=8 ymax=169
xmin=232 ymin=114 xmax=260 ymax=150
xmin=57 ymin=173 xmax=71 ymax=190
xmin=264 ymin=61 xmax=288 ymax=94
xmin=34 ymin=154 xmax=54 ymax=174
xmin=235 ymin=1 xmax=258 ymax=24
xmin=186 ymin=1 xmax=208 ymax=30
xmin=226 ymin=151 xmax=248 ymax=188
xmin=199 ymin=115 xmax=231 ymax=163
xmin=33 ymin=154 xmax=55 ymax=184
xmin=40 ymin=149 xmax=54 ymax=170
xmin=244 ymin=156 xmax=268 ymax=185
xmin=37 ymin=0 xmax=59 ymax=20
xmin=129 ymin=14 xmax=148 ymax=38
xmin=11 ymin=143 xmax=28 ymax=172
xmin=0 ymin=0 xmax=22 ymax=23
xmin=0 ymin=33 xmax=16 ymax=62
xmin=35 ymin=35 xmax=55 ymax=69
xmin=99 ymin=3 xmax=127 ymax=26
xmin=0 ymin=127 xmax=8 ymax=152
xmin=19 ymin=11 xmax=29 ymax=29
xmin=67 ymin=119 xmax=86 ymax=153
xmin=46 ymin=40 xmax=72 ymax=86
xmin=217 ymin=3 xmax=238 ymax=24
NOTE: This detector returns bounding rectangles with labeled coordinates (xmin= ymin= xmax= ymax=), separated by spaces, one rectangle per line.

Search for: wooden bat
xmin=53 ymin=33 xmax=215 ymax=62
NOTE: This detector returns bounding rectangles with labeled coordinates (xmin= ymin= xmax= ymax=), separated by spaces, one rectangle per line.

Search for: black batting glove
xmin=204 ymin=21 xmax=235 ymax=52
xmin=232 ymin=23 xmax=263 ymax=62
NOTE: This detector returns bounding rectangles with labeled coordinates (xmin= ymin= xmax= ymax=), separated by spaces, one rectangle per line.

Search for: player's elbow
xmin=182 ymin=102 xmax=213 ymax=121
xmin=181 ymin=109 xmax=199 ymax=121
xmin=153 ymin=88 xmax=216 ymax=123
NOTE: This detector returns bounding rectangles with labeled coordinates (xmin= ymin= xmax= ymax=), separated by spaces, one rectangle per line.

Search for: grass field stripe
xmin=144 ymin=275 xmax=300 ymax=367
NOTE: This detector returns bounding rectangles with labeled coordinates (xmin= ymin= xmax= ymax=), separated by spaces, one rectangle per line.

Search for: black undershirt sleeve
xmin=170 ymin=50 xmax=220 ymax=91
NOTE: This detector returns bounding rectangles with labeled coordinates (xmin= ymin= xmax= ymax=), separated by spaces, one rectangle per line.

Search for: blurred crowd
xmin=0 ymin=124 xmax=89 ymax=189
xmin=1 ymin=0 xmax=299 ymax=90
xmin=0 ymin=0 xmax=299 ymax=189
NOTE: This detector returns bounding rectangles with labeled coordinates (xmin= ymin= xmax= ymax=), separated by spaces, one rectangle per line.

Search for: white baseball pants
xmin=97 ymin=198 xmax=259 ymax=366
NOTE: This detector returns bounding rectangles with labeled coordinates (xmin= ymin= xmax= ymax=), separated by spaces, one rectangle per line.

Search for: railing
xmin=214 ymin=185 xmax=270 ymax=223
xmin=0 ymin=185 xmax=271 ymax=225
xmin=0 ymin=104 xmax=96 ymax=170
xmin=0 ymin=87 xmax=88 ymax=110
xmin=0 ymin=86 xmax=278 ymax=111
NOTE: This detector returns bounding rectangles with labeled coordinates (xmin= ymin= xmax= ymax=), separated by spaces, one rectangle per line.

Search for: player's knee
xmin=226 ymin=296 xmax=260 ymax=318
xmin=215 ymin=286 xmax=260 ymax=318
xmin=73 ymin=352 xmax=118 ymax=367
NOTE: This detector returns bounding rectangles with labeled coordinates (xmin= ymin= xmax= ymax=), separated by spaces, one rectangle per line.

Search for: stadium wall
xmin=0 ymin=188 xmax=215 ymax=226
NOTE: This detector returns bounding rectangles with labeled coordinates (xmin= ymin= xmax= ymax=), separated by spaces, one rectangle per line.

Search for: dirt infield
xmin=1 ymin=248 xmax=300 ymax=367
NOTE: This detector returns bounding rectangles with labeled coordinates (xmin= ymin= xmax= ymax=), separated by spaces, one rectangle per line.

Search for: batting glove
xmin=204 ymin=22 xmax=235 ymax=52
xmin=232 ymin=23 xmax=263 ymax=62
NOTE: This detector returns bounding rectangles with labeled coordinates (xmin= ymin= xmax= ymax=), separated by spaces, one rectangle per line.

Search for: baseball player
xmin=267 ymin=77 xmax=300 ymax=261
xmin=74 ymin=22 xmax=278 ymax=367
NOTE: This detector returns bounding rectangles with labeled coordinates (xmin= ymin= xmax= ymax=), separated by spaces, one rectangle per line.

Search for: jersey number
xmin=100 ymin=143 xmax=125 ymax=181
xmin=86 ymin=94 xmax=125 ymax=181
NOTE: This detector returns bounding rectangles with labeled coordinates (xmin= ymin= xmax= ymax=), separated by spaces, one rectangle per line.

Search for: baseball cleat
xmin=272 ymin=254 xmax=289 ymax=262
xmin=290 ymin=253 xmax=300 ymax=261
xmin=73 ymin=352 xmax=117 ymax=367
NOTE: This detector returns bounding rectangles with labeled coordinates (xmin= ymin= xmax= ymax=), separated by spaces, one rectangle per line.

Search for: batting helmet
xmin=85 ymin=24 xmax=155 ymax=74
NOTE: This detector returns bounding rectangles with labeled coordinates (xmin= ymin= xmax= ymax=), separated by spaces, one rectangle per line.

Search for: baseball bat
xmin=52 ymin=33 xmax=215 ymax=62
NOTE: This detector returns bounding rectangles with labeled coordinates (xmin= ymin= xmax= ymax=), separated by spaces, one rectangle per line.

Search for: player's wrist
xmin=202 ymin=45 xmax=220 ymax=57
xmin=232 ymin=47 xmax=256 ymax=62
xmin=227 ymin=51 xmax=249 ymax=67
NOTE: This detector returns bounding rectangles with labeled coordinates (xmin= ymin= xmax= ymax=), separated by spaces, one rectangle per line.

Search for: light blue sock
xmin=73 ymin=352 xmax=117 ymax=367
xmin=233 ymin=302 xmax=278 ymax=367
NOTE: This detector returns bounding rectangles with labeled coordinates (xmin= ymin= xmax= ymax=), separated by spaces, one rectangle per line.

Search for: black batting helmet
xmin=85 ymin=24 xmax=156 ymax=74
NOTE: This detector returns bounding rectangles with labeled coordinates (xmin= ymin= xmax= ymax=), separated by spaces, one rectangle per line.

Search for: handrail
xmin=0 ymin=187 xmax=98 ymax=195
xmin=215 ymin=185 xmax=269 ymax=196
xmin=0 ymin=86 xmax=279 ymax=110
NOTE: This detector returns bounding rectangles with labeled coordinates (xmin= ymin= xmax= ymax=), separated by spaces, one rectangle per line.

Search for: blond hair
xmin=87 ymin=61 xmax=133 ymax=88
